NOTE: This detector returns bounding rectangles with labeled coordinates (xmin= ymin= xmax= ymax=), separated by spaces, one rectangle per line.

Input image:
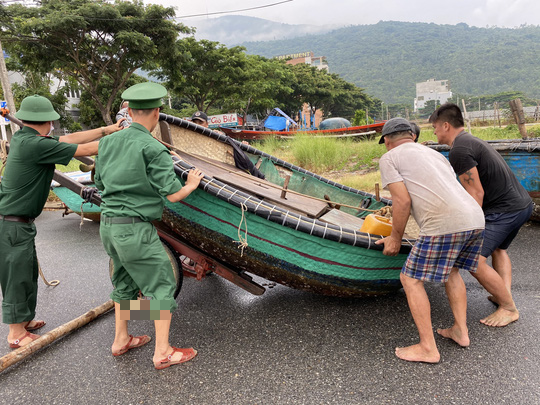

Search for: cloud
xmin=148 ymin=0 xmax=540 ymax=28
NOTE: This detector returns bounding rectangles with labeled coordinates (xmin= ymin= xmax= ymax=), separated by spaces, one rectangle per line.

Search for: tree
xmin=222 ymin=56 xmax=296 ymax=127
xmin=156 ymin=38 xmax=249 ymax=113
xmin=289 ymin=64 xmax=376 ymax=121
xmin=11 ymin=71 xmax=81 ymax=132
xmin=0 ymin=0 xmax=189 ymax=124
xmin=77 ymin=73 xmax=147 ymax=128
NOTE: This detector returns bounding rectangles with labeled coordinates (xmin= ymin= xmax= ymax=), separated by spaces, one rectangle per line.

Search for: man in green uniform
xmin=0 ymin=95 xmax=124 ymax=348
xmin=94 ymin=82 xmax=203 ymax=370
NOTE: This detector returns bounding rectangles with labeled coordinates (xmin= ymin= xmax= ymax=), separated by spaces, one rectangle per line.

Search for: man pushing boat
xmin=375 ymin=118 xmax=487 ymax=363
xmin=94 ymin=82 xmax=203 ymax=370
xmin=0 ymin=95 xmax=124 ymax=349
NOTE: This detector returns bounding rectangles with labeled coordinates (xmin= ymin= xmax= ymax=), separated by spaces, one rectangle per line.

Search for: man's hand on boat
xmin=186 ymin=168 xmax=204 ymax=185
xmin=166 ymin=168 xmax=204 ymax=203
xmin=375 ymin=235 xmax=401 ymax=256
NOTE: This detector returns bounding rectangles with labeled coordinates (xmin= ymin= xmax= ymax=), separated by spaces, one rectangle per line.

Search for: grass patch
xmin=56 ymin=158 xmax=86 ymax=173
xmin=332 ymin=171 xmax=382 ymax=194
xmin=290 ymin=135 xmax=357 ymax=172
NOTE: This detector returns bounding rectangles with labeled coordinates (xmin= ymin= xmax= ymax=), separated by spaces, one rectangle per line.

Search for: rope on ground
xmin=233 ymin=203 xmax=249 ymax=256
xmin=38 ymin=259 xmax=60 ymax=287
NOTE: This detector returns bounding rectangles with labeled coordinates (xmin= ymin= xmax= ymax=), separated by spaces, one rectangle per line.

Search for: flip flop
xmin=154 ymin=347 xmax=197 ymax=370
xmin=112 ymin=334 xmax=151 ymax=357
xmin=9 ymin=331 xmax=40 ymax=349
xmin=24 ymin=320 xmax=46 ymax=331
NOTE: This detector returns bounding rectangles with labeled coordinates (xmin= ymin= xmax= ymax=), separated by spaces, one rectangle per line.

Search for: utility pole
xmin=0 ymin=40 xmax=18 ymax=137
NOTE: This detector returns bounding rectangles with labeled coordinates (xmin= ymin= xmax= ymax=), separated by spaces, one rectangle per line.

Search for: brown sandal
xmin=112 ymin=334 xmax=151 ymax=357
xmin=24 ymin=320 xmax=46 ymax=331
xmin=154 ymin=347 xmax=197 ymax=370
xmin=9 ymin=331 xmax=40 ymax=349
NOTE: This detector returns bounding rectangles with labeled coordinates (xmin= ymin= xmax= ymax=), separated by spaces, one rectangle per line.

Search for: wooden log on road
xmin=0 ymin=300 xmax=114 ymax=373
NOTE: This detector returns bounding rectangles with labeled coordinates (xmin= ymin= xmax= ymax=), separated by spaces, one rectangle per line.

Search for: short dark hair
xmin=130 ymin=108 xmax=158 ymax=117
xmin=409 ymin=122 xmax=420 ymax=142
xmin=429 ymin=103 xmax=464 ymax=128
xmin=21 ymin=120 xmax=48 ymax=125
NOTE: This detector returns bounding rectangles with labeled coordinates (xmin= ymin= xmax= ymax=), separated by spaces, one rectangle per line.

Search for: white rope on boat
xmin=227 ymin=190 xmax=238 ymax=202
xmin=216 ymin=183 xmax=228 ymax=197
xmin=309 ymin=219 xmax=316 ymax=235
xmin=282 ymin=210 xmax=290 ymax=226
xmin=233 ymin=203 xmax=249 ymax=257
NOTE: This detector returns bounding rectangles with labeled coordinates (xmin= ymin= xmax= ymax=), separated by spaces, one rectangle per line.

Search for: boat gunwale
xmin=161 ymin=113 xmax=413 ymax=254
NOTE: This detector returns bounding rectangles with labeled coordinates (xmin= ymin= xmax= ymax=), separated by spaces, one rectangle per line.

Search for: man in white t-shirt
xmin=375 ymin=118 xmax=486 ymax=363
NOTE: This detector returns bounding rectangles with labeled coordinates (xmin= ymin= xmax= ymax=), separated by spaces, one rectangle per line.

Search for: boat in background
xmin=220 ymin=121 xmax=385 ymax=141
xmin=426 ymin=138 xmax=540 ymax=222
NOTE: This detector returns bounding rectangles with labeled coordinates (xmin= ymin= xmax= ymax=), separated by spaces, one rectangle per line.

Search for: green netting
xmin=254 ymin=156 xmax=386 ymax=217
xmin=166 ymin=184 xmax=406 ymax=282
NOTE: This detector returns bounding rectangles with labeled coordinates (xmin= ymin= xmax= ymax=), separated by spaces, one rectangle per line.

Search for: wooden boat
xmin=220 ymin=122 xmax=385 ymax=142
xmin=51 ymin=114 xmax=414 ymax=297
xmin=425 ymin=138 xmax=540 ymax=221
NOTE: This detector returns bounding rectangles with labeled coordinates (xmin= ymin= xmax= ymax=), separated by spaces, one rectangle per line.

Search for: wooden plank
xmin=174 ymin=151 xmax=238 ymax=179
xmin=174 ymin=150 xmax=328 ymax=218
xmin=319 ymin=209 xmax=365 ymax=230
xmin=215 ymin=172 xmax=328 ymax=218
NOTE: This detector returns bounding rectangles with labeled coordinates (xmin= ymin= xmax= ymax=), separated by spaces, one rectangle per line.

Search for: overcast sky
xmin=146 ymin=0 xmax=540 ymax=28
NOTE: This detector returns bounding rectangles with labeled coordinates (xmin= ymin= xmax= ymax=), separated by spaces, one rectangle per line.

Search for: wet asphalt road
xmin=0 ymin=210 xmax=539 ymax=404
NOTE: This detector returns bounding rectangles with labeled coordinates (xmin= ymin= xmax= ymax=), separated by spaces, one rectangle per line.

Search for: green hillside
xmin=242 ymin=21 xmax=540 ymax=105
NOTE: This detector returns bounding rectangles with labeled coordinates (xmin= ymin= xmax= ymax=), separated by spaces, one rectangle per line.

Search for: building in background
xmin=276 ymin=51 xmax=329 ymax=72
xmin=414 ymin=78 xmax=452 ymax=111
xmin=274 ymin=51 xmax=327 ymax=127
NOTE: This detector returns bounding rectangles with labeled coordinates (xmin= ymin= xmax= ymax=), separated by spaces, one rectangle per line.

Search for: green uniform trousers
xmin=0 ymin=220 xmax=39 ymax=324
xmin=100 ymin=220 xmax=177 ymax=312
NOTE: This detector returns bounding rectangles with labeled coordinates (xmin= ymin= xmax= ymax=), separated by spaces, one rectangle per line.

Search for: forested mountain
xmin=186 ymin=16 xmax=335 ymax=46
xmin=242 ymin=21 xmax=540 ymax=105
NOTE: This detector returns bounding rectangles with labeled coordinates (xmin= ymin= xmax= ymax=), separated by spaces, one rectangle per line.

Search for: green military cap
xmin=121 ymin=82 xmax=167 ymax=109
xmin=15 ymin=95 xmax=60 ymax=121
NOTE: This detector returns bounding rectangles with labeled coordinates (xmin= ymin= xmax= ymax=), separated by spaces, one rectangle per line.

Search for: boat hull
xmin=162 ymin=194 xmax=406 ymax=297
xmin=221 ymin=122 xmax=385 ymax=141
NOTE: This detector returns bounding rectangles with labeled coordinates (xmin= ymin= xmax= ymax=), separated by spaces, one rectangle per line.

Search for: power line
xmin=177 ymin=0 xmax=293 ymax=19
xmin=1 ymin=0 xmax=294 ymax=21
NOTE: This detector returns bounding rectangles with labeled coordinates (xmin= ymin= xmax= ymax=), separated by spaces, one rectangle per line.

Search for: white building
xmin=414 ymin=78 xmax=452 ymax=111
xmin=277 ymin=51 xmax=329 ymax=72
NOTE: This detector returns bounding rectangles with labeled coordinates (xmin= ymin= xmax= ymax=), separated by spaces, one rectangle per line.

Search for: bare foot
xmin=437 ymin=326 xmax=470 ymax=347
xmin=487 ymin=295 xmax=499 ymax=306
xmin=395 ymin=344 xmax=440 ymax=363
xmin=480 ymin=307 xmax=519 ymax=327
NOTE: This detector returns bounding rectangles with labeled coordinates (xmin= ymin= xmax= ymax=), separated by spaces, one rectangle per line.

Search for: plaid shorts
xmin=402 ymin=229 xmax=484 ymax=283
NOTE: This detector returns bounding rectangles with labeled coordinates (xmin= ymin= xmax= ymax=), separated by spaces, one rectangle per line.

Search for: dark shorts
xmin=402 ymin=229 xmax=484 ymax=283
xmin=482 ymin=203 xmax=533 ymax=257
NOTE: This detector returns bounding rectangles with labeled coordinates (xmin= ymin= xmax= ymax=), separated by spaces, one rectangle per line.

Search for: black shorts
xmin=481 ymin=203 xmax=533 ymax=257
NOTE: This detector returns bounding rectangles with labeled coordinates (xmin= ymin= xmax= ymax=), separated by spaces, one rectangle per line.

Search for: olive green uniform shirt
xmin=0 ymin=126 xmax=77 ymax=217
xmin=94 ymin=123 xmax=182 ymax=221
